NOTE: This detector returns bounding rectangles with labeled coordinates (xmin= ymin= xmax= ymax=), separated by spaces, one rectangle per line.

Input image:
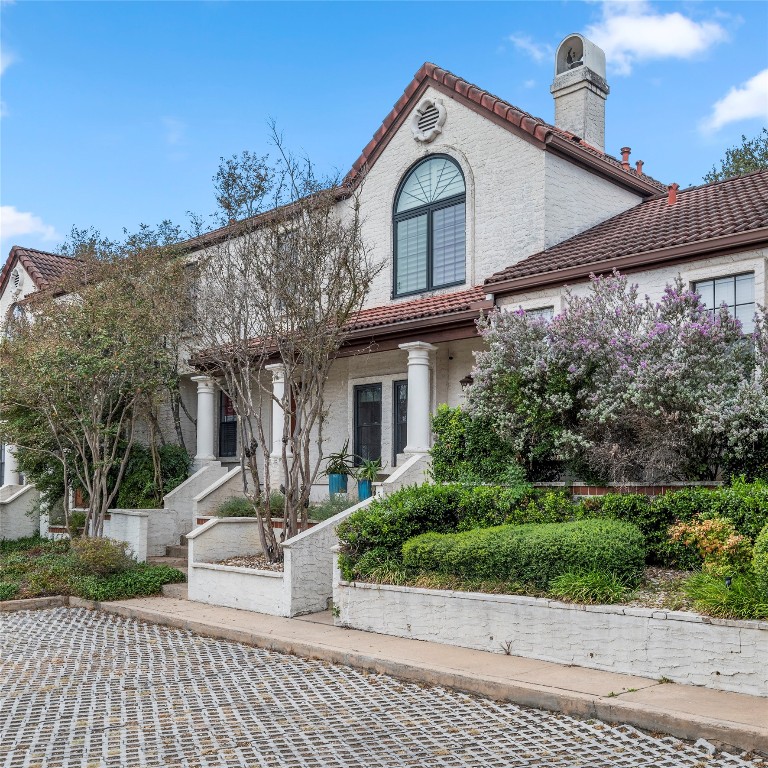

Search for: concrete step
xmin=161 ymin=582 xmax=188 ymax=599
xmin=165 ymin=544 xmax=188 ymax=559
xmin=147 ymin=555 xmax=187 ymax=569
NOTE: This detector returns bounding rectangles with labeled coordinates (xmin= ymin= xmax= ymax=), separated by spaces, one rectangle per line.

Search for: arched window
xmin=394 ymin=155 xmax=466 ymax=297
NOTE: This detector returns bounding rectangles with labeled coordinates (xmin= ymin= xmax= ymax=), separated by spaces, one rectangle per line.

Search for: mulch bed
xmin=215 ymin=554 xmax=284 ymax=572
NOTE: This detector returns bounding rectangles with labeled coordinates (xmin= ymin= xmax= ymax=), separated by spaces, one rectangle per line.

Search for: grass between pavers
xmin=0 ymin=535 xmax=185 ymax=602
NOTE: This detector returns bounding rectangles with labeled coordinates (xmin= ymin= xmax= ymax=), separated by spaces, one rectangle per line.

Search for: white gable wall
xmin=544 ymin=152 xmax=643 ymax=248
xmin=0 ymin=262 xmax=35 ymax=325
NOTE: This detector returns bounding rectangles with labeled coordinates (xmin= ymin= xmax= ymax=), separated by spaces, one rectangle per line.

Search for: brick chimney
xmin=551 ymin=34 xmax=610 ymax=152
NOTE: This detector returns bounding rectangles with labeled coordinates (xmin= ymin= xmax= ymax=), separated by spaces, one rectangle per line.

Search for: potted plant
xmin=324 ymin=440 xmax=355 ymax=496
xmin=356 ymin=458 xmax=382 ymax=501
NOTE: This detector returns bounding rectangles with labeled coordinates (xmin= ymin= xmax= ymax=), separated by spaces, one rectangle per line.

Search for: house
xmin=3 ymin=32 xmax=768 ymax=502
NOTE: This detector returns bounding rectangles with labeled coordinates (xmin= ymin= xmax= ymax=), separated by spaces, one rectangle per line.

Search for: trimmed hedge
xmin=402 ymin=519 xmax=646 ymax=588
xmin=335 ymin=483 xmax=575 ymax=580
xmin=754 ymin=524 xmax=768 ymax=598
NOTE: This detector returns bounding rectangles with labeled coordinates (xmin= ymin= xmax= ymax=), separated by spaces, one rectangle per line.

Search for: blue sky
xmin=2 ymin=1 xmax=767 ymax=255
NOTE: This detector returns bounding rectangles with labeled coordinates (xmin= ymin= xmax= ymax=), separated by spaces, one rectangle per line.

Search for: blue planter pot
xmin=328 ymin=473 xmax=348 ymax=496
xmin=358 ymin=479 xmax=373 ymax=501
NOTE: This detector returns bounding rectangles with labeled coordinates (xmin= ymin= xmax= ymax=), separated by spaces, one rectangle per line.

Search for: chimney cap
xmin=554 ymin=34 xmax=607 ymax=80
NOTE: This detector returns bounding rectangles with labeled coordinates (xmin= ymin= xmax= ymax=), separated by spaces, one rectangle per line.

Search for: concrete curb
xmin=0 ymin=595 xmax=69 ymax=612
xmin=69 ymin=598 xmax=768 ymax=755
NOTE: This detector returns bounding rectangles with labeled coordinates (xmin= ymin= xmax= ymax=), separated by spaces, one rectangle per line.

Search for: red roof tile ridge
xmin=346 ymin=62 xmax=666 ymax=192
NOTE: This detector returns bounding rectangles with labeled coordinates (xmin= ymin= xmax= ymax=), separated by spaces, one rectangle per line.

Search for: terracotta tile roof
xmin=0 ymin=245 xmax=76 ymax=295
xmin=347 ymin=62 xmax=666 ymax=194
xmin=347 ymin=286 xmax=488 ymax=333
xmin=486 ymin=171 xmax=768 ymax=288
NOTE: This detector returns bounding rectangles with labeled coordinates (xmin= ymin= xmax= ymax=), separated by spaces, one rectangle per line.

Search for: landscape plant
xmin=469 ymin=272 xmax=767 ymax=483
xmin=194 ymin=131 xmax=381 ymax=562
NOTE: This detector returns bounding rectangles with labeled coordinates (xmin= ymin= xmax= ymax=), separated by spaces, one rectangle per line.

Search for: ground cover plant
xmin=0 ymin=535 xmax=185 ymax=602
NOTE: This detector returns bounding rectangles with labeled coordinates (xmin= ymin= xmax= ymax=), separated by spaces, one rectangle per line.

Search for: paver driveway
xmin=0 ymin=608 xmax=764 ymax=768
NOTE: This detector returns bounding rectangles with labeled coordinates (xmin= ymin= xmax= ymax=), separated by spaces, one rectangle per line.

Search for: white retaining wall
xmin=334 ymin=576 xmax=768 ymax=697
xmin=187 ymin=497 xmax=375 ymax=617
xmin=0 ymin=485 xmax=40 ymax=540
xmin=103 ymin=509 xmax=149 ymax=562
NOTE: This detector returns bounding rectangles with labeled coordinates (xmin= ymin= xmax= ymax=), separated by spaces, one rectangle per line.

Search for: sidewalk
xmin=66 ymin=593 xmax=768 ymax=755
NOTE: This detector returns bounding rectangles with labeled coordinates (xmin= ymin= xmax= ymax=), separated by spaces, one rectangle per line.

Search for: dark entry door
xmin=354 ymin=383 xmax=382 ymax=465
xmin=219 ymin=393 xmax=237 ymax=457
xmin=393 ymin=380 xmax=408 ymax=463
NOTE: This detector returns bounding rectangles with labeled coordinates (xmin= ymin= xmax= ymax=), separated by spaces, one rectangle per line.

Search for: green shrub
xmin=402 ymin=519 xmax=646 ymax=588
xmin=309 ymin=496 xmax=355 ymax=522
xmin=72 ymin=564 xmax=185 ymax=601
xmin=116 ymin=443 xmax=191 ymax=508
xmin=684 ymin=572 xmax=768 ymax=620
xmin=753 ymin=524 xmax=768 ymax=597
xmin=215 ymin=497 xmax=257 ymax=518
xmin=0 ymin=582 xmax=20 ymax=600
xmin=710 ymin=478 xmax=768 ymax=542
xmin=430 ymin=405 xmax=524 ymax=483
xmin=579 ymin=492 xmax=700 ymax=568
xmin=548 ymin=571 xmax=633 ymax=604
xmin=70 ymin=537 xmax=135 ymax=576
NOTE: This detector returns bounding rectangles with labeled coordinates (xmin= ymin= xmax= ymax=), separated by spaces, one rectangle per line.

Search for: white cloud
xmin=508 ymin=34 xmax=552 ymax=63
xmin=523 ymin=79 xmax=537 ymax=89
xmin=586 ymin=1 xmax=727 ymax=75
xmin=162 ymin=116 xmax=186 ymax=146
xmin=1 ymin=206 xmax=60 ymax=247
xmin=701 ymin=69 xmax=768 ymax=132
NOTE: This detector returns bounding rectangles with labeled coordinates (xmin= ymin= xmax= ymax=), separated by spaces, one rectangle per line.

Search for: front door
xmin=354 ymin=383 xmax=382 ymax=465
xmin=219 ymin=393 xmax=237 ymax=457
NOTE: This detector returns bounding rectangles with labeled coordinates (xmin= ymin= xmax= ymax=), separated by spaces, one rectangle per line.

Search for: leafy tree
xmin=194 ymin=128 xmax=382 ymax=562
xmin=469 ymin=272 xmax=767 ymax=483
xmin=704 ymin=128 xmax=768 ymax=183
xmin=0 ymin=226 xmax=192 ymax=536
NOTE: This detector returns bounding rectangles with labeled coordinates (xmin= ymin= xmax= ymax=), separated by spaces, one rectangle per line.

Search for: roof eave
xmin=488 ymin=227 xmax=768 ymax=295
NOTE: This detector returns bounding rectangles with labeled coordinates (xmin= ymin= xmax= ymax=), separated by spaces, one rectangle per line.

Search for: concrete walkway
xmin=67 ymin=594 xmax=768 ymax=756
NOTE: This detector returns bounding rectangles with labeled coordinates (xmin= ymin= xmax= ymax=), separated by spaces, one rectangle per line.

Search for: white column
xmin=191 ymin=375 xmax=217 ymax=463
xmin=399 ymin=342 xmax=437 ymax=454
xmin=3 ymin=444 xmax=19 ymax=485
xmin=266 ymin=364 xmax=286 ymax=457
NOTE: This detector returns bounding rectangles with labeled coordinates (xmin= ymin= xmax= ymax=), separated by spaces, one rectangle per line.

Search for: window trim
xmin=691 ymin=271 xmax=755 ymax=332
xmin=392 ymin=155 xmax=467 ymax=299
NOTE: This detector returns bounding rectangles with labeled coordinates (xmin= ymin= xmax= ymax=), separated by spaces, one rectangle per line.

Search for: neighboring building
xmin=3 ymin=33 xmax=768 ymax=496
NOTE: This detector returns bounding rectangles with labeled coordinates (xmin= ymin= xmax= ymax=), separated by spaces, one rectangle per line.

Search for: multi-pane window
xmin=219 ymin=393 xmax=237 ymax=458
xmin=525 ymin=306 xmax=555 ymax=322
xmin=394 ymin=156 xmax=466 ymax=297
xmin=693 ymin=273 xmax=755 ymax=334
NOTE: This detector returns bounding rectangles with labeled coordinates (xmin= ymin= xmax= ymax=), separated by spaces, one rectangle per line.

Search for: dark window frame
xmin=353 ymin=383 xmax=383 ymax=467
xmin=392 ymin=379 xmax=408 ymax=465
xmin=392 ymin=155 xmax=467 ymax=299
xmin=692 ymin=271 xmax=755 ymax=332
xmin=218 ymin=392 xmax=238 ymax=458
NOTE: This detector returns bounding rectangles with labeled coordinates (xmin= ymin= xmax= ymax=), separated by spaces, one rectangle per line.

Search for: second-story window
xmin=693 ymin=272 xmax=755 ymax=334
xmin=394 ymin=155 xmax=466 ymax=297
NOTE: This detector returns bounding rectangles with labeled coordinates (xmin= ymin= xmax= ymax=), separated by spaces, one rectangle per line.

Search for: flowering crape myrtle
xmin=469 ymin=272 xmax=768 ymax=484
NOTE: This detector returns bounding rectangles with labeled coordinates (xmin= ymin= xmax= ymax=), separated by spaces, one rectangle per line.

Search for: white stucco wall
xmin=103 ymin=509 xmax=149 ymax=562
xmin=544 ymin=152 xmax=642 ymax=248
xmin=0 ymin=485 xmax=39 ymax=541
xmin=496 ymin=246 xmax=768 ymax=315
xmin=0 ymin=263 xmax=35 ymax=324
xmin=335 ymin=579 xmax=768 ymax=697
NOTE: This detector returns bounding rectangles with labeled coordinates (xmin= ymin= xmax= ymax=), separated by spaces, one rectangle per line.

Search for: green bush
xmin=684 ymin=572 xmax=768 ymax=620
xmin=579 ymin=492 xmax=700 ymax=568
xmin=335 ymin=483 xmax=571 ymax=580
xmin=548 ymin=571 xmax=633 ymax=604
xmin=70 ymin=537 xmax=135 ymax=576
xmin=116 ymin=443 xmax=191 ymax=508
xmin=430 ymin=405 xmax=524 ymax=483
xmin=402 ymin=519 xmax=646 ymax=588
xmin=72 ymin=564 xmax=185 ymax=601
xmin=753 ymin=524 xmax=768 ymax=597
xmin=215 ymin=497 xmax=257 ymax=517
xmin=0 ymin=582 xmax=20 ymax=601
xmin=309 ymin=496 xmax=355 ymax=522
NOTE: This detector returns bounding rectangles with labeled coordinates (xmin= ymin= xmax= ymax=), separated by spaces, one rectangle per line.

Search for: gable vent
xmin=11 ymin=269 xmax=20 ymax=290
xmin=417 ymin=104 xmax=440 ymax=132
xmin=410 ymin=98 xmax=447 ymax=143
